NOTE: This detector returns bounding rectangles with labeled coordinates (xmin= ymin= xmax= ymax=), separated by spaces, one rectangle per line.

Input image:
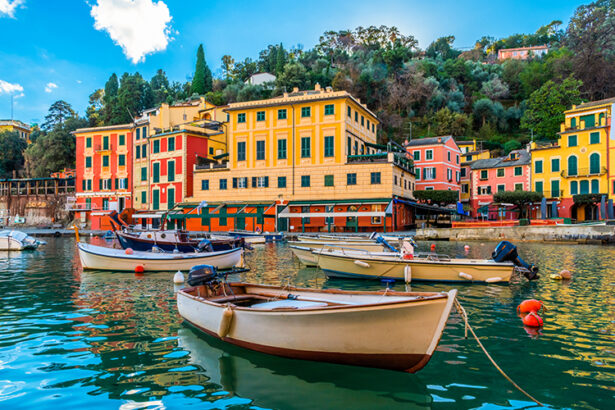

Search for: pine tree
xmin=102 ymin=73 xmax=119 ymax=124
xmin=275 ymin=44 xmax=286 ymax=75
xmin=191 ymin=44 xmax=213 ymax=95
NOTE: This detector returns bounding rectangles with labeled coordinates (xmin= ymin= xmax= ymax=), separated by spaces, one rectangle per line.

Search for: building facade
xmin=405 ymin=136 xmax=461 ymax=192
xmin=458 ymin=139 xmax=490 ymax=203
xmin=497 ymin=45 xmax=548 ymax=61
xmin=0 ymin=119 xmax=31 ymax=142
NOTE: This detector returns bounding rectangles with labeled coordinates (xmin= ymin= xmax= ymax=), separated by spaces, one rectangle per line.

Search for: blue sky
xmin=0 ymin=0 xmax=585 ymax=125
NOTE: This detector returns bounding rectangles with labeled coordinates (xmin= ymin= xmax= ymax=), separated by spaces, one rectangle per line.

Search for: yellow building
xmin=187 ymin=85 xmax=417 ymax=232
xmin=530 ymin=97 xmax=613 ymax=221
xmin=0 ymin=119 xmax=31 ymax=142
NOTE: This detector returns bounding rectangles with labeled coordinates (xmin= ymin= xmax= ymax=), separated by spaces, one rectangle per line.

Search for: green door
xmin=236 ymin=216 xmax=245 ymax=230
xmin=153 ymin=189 xmax=159 ymax=210
xmin=167 ymin=187 xmax=175 ymax=210
xmin=277 ymin=217 xmax=288 ymax=231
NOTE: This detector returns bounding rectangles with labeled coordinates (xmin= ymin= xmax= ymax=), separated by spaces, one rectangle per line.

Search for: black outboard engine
xmin=197 ymin=239 xmax=214 ymax=252
xmin=492 ymin=241 xmax=539 ymax=280
xmin=187 ymin=264 xmax=218 ymax=287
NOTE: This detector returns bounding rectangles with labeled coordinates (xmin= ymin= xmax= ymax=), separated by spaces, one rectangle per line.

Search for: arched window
xmin=568 ymin=155 xmax=578 ymax=176
xmin=570 ymin=181 xmax=578 ymax=195
xmin=591 ymin=179 xmax=600 ymax=194
xmin=599 ymin=113 xmax=605 ymax=126
xmin=589 ymin=153 xmax=600 ymax=175
xmin=570 ymin=117 xmax=577 ymax=128
xmin=580 ymin=180 xmax=589 ymax=194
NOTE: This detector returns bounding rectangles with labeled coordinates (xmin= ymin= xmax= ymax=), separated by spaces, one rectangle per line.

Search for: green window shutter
xmin=568 ymin=156 xmax=578 ymax=176
xmin=82 ymin=179 xmax=86 ymax=190
xmin=277 ymin=109 xmax=287 ymax=120
xmin=141 ymin=167 xmax=147 ymax=181
xmin=590 ymin=153 xmax=600 ymax=174
xmin=590 ymin=132 xmax=600 ymax=144
xmin=535 ymin=181 xmax=543 ymax=193
xmin=232 ymin=178 xmax=237 ymax=188
xmin=568 ymin=135 xmax=577 ymax=147
xmin=168 ymin=137 xmax=175 ymax=151
xmin=153 ymin=163 xmax=160 ymax=183
xmin=551 ymin=180 xmax=559 ymax=197
xmin=278 ymin=176 xmax=286 ymax=188
xmin=324 ymin=136 xmax=334 ymax=157
xmin=570 ymin=181 xmax=578 ymax=195
xmin=220 ymin=179 xmax=227 ymax=189
xmin=324 ymin=104 xmax=334 ymax=115
xmin=301 ymin=137 xmax=311 ymax=158
xmin=301 ymin=107 xmax=311 ymax=117
xmin=277 ymin=139 xmax=287 ymax=159
xmin=256 ymin=140 xmax=265 ymax=160
xmin=252 ymin=176 xmax=257 ymax=187
xmin=257 ymin=111 xmax=265 ymax=121
xmin=551 ymin=159 xmax=559 ymax=173
xmin=119 ymin=155 xmax=125 ymax=166
xmin=168 ymin=161 xmax=175 ymax=182
xmin=103 ymin=136 xmax=109 ymax=150
xmin=580 ymin=180 xmax=589 ymax=194
xmin=99 ymin=179 xmax=102 ymax=190
xmin=237 ymin=142 xmax=246 ymax=161
xmin=119 ymin=134 xmax=125 ymax=145
xmin=324 ymin=175 xmax=334 ymax=186
xmin=581 ymin=114 xmax=595 ymax=128
xmin=535 ymin=161 xmax=542 ymax=173
xmin=591 ymin=179 xmax=599 ymax=193
xmin=238 ymin=113 xmax=246 ymax=123
xmin=86 ymin=137 xmax=92 ymax=148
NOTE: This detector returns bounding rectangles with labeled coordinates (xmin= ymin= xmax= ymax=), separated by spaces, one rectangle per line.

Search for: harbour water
xmin=0 ymin=238 xmax=613 ymax=409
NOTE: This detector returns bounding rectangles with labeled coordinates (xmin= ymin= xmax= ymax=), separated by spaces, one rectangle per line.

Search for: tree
xmin=481 ymin=77 xmax=509 ymax=100
xmin=425 ymin=36 xmax=460 ymax=60
xmin=191 ymin=44 xmax=213 ymax=95
xmin=276 ymin=62 xmax=308 ymax=91
xmin=430 ymin=108 xmax=470 ymax=136
xmin=42 ymin=100 xmax=77 ymax=131
xmin=493 ymin=191 xmax=543 ymax=219
xmin=521 ymin=76 xmax=582 ymax=139
xmin=150 ymin=69 xmax=170 ymax=105
xmin=221 ymin=55 xmax=235 ymax=80
xmin=86 ymin=89 xmax=104 ymax=127
xmin=0 ymin=131 xmax=27 ymax=178
xmin=103 ymin=73 xmax=120 ymax=124
xmin=414 ymin=190 xmax=459 ymax=205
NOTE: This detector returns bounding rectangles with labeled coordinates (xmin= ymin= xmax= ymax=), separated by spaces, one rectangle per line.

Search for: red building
xmin=405 ymin=136 xmax=461 ymax=192
xmin=74 ymin=124 xmax=134 ymax=230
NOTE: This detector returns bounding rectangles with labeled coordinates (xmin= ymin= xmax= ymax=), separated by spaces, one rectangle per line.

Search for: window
xmin=590 ymin=132 xmax=600 ymax=144
xmin=141 ymin=144 xmax=146 ymax=158
xmin=347 ymin=106 xmax=351 ymax=117
xmin=238 ymin=113 xmax=246 ymax=123
xmin=568 ymin=156 xmax=578 ymax=176
xmin=301 ymin=175 xmax=310 ymax=187
xmin=118 ymin=154 xmax=125 ymax=166
xmin=219 ymin=179 xmax=227 ymax=190
xmin=277 ymin=139 xmax=287 ymax=159
xmin=461 ymin=183 xmax=469 ymax=193
xmin=153 ymin=162 xmax=160 ymax=183
xmin=168 ymin=161 xmax=175 ymax=182
xmin=237 ymin=141 xmax=246 ymax=161
xmin=277 ymin=109 xmax=287 ymax=120
xmin=168 ymin=136 xmax=175 ymax=151
xmin=447 ymin=168 xmax=452 ymax=181
xmin=415 ymin=167 xmax=421 ymax=181
xmin=236 ymin=177 xmax=248 ymax=188
xmin=551 ymin=158 xmax=560 ymax=173
xmin=480 ymin=170 xmax=488 ymax=180
xmin=119 ymin=134 xmax=125 ymax=146
xmin=590 ymin=153 xmax=600 ymax=174
xmin=535 ymin=160 xmax=543 ymax=173
xmin=460 ymin=167 xmax=466 ymax=178
xmin=141 ymin=191 xmax=146 ymax=203
xmin=141 ymin=167 xmax=147 ymax=181
xmin=478 ymin=186 xmax=492 ymax=195
xmin=371 ymin=172 xmax=381 ymax=184
xmin=324 ymin=175 xmax=334 ymax=186
xmin=467 ymin=155 xmax=473 ymax=161
xmin=86 ymin=157 xmax=92 ymax=168
xmin=426 ymin=150 xmax=433 ymax=160
xmin=570 ymin=181 xmax=578 ymax=195
xmin=354 ymin=111 xmax=358 ymax=122
xmin=456 ymin=155 xmax=460 ymax=164
xmin=580 ymin=180 xmax=589 ymax=194
xmin=514 ymin=183 xmax=523 ymax=191
xmin=347 ymin=173 xmax=357 ymax=185
xmin=86 ymin=137 xmax=92 ymax=148
xmin=447 ymin=151 xmax=451 ymax=162
xmin=413 ymin=151 xmax=420 ymax=161
xmin=278 ymin=176 xmax=286 ymax=188
xmin=254 ymin=176 xmax=269 ymax=187
xmin=347 ymin=137 xmax=352 ymax=155
xmin=136 ymin=128 xmax=140 ymax=140
xmin=102 ymin=198 xmax=109 ymax=210
xmin=581 ymin=114 xmax=595 ymax=128
xmin=301 ymin=137 xmax=310 ymax=158
xmin=324 ymin=104 xmax=334 ymax=115
xmin=153 ymin=139 xmax=160 ymax=153
xmin=535 ymin=181 xmax=543 ymax=193
xmin=324 ymin=136 xmax=334 ymax=157
xmin=592 ymin=179 xmax=600 ymax=194
xmin=570 ymin=117 xmax=576 ymax=128
xmin=103 ymin=136 xmax=109 ymax=150
xmin=367 ymin=120 xmax=371 ymax=130
xmin=209 ymin=147 xmax=214 ymax=155
xmin=256 ymin=140 xmax=265 ymax=160
xmin=568 ymin=135 xmax=577 ymax=147
xmin=497 ymin=184 xmax=505 ymax=192
xmin=514 ymin=166 xmax=522 ymax=176
xmin=256 ymin=111 xmax=265 ymax=121
xmin=142 ymin=126 xmax=147 ymax=138
xmin=497 ymin=169 xmax=504 ymax=177
xmin=136 ymin=146 xmax=141 ymax=159
xmin=551 ymin=180 xmax=560 ymax=197
xmin=372 ymin=124 xmax=375 ymax=133
xmin=301 ymin=107 xmax=311 ymax=118
xmin=102 ymin=155 xmax=109 ymax=167
xmin=361 ymin=116 xmax=364 ymax=126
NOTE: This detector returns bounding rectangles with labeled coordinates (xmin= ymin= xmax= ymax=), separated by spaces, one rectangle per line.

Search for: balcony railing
xmin=195 ymin=162 xmax=229 ymax=170
xmin=561 ymin=167 xmax=607 ymax=178
xmin=95 ymin=144 xmax=113 ymax=152
xmin=537 ymin=190 xmax=564 ymax=199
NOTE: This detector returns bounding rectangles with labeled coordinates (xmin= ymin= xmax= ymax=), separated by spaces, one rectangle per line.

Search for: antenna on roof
xmin=126 ymin=108 xmax=136 ymax=124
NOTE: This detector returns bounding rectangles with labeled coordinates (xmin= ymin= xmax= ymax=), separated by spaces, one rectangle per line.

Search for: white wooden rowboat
xmin=77 ymin=242 xmax=243 ymax=272
xmin=177 ymin=279 xmax=457 ymax=373
xmin=289 ymin=241 xmax=391 ymax=266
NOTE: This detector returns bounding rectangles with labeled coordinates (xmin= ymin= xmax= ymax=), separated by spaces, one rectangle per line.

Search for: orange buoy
xmin=135 ymin=265 xmax=144 ymax=274
xmin=517 ymin=299 xmax=544 ymax=313
xmin=522 ymin=311 xmax=543 ymax=328
xmin=559 ymin=269 xmax=572 ymax=280
xmin=125 ymin=248 xmax=134 ymax=255
xmin=430 ymin=244 xmax=436 ymax=252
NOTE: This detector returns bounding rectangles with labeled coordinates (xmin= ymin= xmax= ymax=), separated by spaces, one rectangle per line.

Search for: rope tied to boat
xmin=454 ymin=299 xmax=544 ymax=407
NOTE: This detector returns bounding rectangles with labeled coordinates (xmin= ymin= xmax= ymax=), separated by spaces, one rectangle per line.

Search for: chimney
xmin=315 ymin=83 xmax=321 ymax=91
xmin=283 ymin=92 xmax=289 ymax=98
xmin=292 ymin=87 xmax=299 ymax=93
xmin=437 ymin=137 xmax=442 ymax=143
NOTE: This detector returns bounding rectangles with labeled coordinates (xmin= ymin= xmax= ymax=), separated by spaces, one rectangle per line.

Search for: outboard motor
xmin=187 ymin=264 xmax=218 ymax=287
xmin=375 ymin=235 xmax=398 ymax=252
xmin=197 ymin=239 xmax=214 ymax=252
xmin=492 ymin=241 xmax=539 ymax=280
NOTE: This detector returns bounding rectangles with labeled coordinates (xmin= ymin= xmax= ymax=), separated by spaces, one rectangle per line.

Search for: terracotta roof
xmin=471 ymin=149 xmax=530 ymax=170
xmin=573 ymin=97 xmax=615 ymax=110
xmin=404 ymin=136 xmax=454 ymax=147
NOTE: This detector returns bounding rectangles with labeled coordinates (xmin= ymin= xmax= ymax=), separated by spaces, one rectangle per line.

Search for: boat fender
xmin=135 ymin=265 xmax=144 ymax=274
xmin=354 ymin=260 xmax=370 ymax=268
xmin=125 ymin=248 xmax=134 ymax=255
xmin=404 ymin=265 xmax=412 ymax=283
xmin=173 ymin=270 xmax=184 ymax=284
xmin=218 ymin=306 xmax=234 ymax=338
xmin=459 ymin=272 xmax=473 ymax=280
xmin=517 ymin=299 xmax=545 ymax=313
xmin=522 ymin=311 xmax=543 ymax=328
xmin=485 ymin=277 xmax=502 ymax=283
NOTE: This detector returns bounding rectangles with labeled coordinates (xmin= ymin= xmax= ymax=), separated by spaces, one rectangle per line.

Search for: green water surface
xmin=0 ymin=237 xmax=613 ymax=409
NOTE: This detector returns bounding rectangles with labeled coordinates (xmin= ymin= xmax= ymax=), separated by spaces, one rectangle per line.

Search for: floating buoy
xmin=173 ymin=270 xmax=184 ymax=284
xmin=430 ymin=244 xmax=436 ymax=252
xmin=135 ymin=265 xmax=144 ymax=274
xmin=459 ymin=272 xmax=473 ymax=280
xmin=404 ymin=265 xmax=412 ymax=283
xmin=125 ymin=248 xmax=134 ymax=255
xmin=517 ymin=299 xmax=544 ymax=313
xmin=218 ymin=306 xmax=234 ymax=338
xmin=522 ymin=311 xmax=543 ymax=328
xmin=464 ymin=245 xmax=470 ymax=252
xmin=485 ymin=277 xmax=502 ymax=283
xmin=559 ymin=269 xmax=572 ymax=280
xmin=354 ymin=260 xmax=370 ymax=268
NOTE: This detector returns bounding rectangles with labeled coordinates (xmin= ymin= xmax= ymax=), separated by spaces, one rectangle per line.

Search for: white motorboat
xmin=0 ymin=230 xmax=44 ymax=251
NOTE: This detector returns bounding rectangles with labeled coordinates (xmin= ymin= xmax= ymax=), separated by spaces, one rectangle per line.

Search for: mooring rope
xmin=454 ymin=299 xmax=544 ymax=407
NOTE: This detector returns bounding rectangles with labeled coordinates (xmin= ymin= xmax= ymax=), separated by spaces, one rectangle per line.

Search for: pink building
xmin=405 ymin=136 xmax=461 ymax=192
xmin=470 ymin=149 xmax=531 ymax=218
xmin=497 ymin=45 xmax=548 ymax=61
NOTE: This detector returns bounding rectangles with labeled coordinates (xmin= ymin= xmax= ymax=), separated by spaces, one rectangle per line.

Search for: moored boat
xmin=289 ymin=241 xmax=393 ymax=266
xmin=77 ymin=242 xmax=243 ymax=272
xmin=177 ymin=265 xmax=457 ymax=373
xmin=114 ymin=229 xmax=244 ymax=253
xmin=0 ymin=230 xmax=45 ymax=251
xmin=229 ymin=230 xmax=284 ymax=243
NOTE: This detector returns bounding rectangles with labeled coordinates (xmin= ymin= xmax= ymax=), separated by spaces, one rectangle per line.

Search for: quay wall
xmin=415 ymin=224 xmax=615 ymax=243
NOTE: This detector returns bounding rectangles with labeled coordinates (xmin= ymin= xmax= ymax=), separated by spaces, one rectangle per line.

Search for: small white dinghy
xmin=0 ymin=230 xmax=44 ymax=251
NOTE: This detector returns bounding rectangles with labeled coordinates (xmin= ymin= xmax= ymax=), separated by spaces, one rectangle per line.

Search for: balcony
xmin=95 ymin=144 xmax=113 ymax=153
xmin=347 ymin=152 xmax=414 ymax=174
xmin=561 ymin=167 xmax=607 ymax=178
xmin=195 ymin=162 xmax=229 ymax=171
xmin=537 ymin=190 xmax=564 ymax=199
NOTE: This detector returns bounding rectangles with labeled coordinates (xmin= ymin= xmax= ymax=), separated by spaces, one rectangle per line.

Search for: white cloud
xmin=45 ymin=82 xmax=58 ymax=93
xmin=90 ymin=0 xmax=173 ymax=64
xmin=0 ymin=79 xmax=23 ymax=94
xmin=0 ymin=0 xmax=24 ymax=18
xmin=14 ymin=92 xmax=25 ymax=99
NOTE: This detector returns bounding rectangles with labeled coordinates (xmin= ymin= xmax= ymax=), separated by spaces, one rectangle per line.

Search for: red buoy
xmin=522 ymin=311 xmax=543 ymax=328
xmin=135 ymin=265 xmax=144 ymax=273
xmin=430 ymin=244 xmax=436 ymax=252
xmin=517 ymin=299 xmax=544 ymax=313
xmin=125 ymin=248 xmax=134 ymax=255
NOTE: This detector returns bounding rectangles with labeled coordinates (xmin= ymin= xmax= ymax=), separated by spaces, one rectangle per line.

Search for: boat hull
xmin=289 ymin=242 xmax=390 ymax=266
xmin=230 ymin=231 xmax=284 ymax=243
xmin=177 ymin=284 xmax=456 ymax=373
xmin=78 ymin=243 xmax=243 ymax=272
xmin=115 ymin=231 xmax=243 ymax=253
xmin=315 ymin=251 xmax=514 ymax=283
